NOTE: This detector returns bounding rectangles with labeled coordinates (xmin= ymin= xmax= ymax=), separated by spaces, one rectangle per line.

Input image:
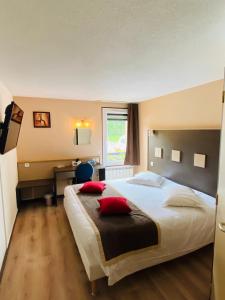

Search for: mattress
xmin=64 ymin=177 xmax=215 ymax=285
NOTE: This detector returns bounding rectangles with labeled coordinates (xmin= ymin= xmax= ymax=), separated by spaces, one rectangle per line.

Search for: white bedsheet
xmin=64 ymin=178 xmax=215 ymax=285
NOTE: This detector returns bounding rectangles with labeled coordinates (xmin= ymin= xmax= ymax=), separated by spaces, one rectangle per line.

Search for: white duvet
xmin=64 ymin=178 xmax=215 ymax=285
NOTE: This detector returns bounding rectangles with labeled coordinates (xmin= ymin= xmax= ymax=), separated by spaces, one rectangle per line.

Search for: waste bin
xmin=44 ymin=194 xmax=53 ymax=206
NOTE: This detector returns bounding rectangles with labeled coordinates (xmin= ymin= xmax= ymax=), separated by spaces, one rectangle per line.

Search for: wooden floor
xmin=0 ymin=200 xmax=213 ymax=300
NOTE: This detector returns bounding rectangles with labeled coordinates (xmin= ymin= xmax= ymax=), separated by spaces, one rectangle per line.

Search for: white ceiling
xmin=0 ymin=0 xmax=224 ymax=102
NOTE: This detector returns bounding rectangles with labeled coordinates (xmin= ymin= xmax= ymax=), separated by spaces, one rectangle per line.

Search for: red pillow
xmin=79 ymin=181 xmax=106 ymax=194
xmin=98 ymin=197 xmax=131 ymax=215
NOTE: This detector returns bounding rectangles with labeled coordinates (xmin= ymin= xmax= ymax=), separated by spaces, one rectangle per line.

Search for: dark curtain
xmin=124 ymin=103 xmax=140 ymax=165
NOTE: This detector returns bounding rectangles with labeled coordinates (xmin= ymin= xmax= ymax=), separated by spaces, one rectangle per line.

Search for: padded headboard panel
xmin=148 ymin=130 xmax=220 ymax=196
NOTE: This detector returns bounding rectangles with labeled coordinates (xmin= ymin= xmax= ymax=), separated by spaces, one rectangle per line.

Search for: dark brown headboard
xmin=148 ymin=130 xmax=220 ymax=196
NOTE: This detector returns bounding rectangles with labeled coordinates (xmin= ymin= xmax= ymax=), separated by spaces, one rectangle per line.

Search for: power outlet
xmin=150 ymin=161 xmax=154 ymax=167
xmin=24 ymin=162 xmax=30 ymax=168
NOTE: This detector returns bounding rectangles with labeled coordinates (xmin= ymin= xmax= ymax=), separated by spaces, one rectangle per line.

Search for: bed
xmin=64 ymin=177 xmax=216 ymax=287
xmin=64 ymin=129 xmax=220 ymax=294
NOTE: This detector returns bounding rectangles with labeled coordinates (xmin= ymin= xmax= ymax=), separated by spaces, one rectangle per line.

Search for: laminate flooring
xmin=0 ymin=200 xmax=213 ymax=300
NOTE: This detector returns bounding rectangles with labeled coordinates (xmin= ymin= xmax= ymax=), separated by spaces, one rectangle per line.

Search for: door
xmin=0 ymin=162 xmax=7 ymax=269
xmin=212 ymin=80 xmax=225 ymax=299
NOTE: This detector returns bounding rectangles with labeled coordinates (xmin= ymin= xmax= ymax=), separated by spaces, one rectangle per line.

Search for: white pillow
xmin=163 ymin=185 xmax=204 ymax=208
xmin=127 ymin=171 xmax=164 ymax=187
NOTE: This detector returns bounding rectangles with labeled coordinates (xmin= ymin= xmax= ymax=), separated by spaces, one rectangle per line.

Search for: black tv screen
xmin=0 ymin=101 xmax=24 ymax=154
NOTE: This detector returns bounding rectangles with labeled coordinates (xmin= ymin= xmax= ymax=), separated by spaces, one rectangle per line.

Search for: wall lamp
xmin=75 ymin=120 xmax=90 ymax=128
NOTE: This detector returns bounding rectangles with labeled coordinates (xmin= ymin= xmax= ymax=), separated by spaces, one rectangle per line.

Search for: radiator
xmin=105 ymin=166 xmax=134 ymax=180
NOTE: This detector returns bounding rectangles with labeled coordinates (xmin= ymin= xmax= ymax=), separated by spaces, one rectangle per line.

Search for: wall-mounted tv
xmin=0 ymin=101 xmax=24 ymax=154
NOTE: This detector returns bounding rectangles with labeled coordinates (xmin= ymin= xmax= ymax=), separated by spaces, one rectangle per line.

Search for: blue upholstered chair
xmin=73 ymin=162 xmax=94 ymax=184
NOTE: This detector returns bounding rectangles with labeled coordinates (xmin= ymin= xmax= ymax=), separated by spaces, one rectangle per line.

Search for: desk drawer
xmin=56 ymin=171 xmax=74 ymax=179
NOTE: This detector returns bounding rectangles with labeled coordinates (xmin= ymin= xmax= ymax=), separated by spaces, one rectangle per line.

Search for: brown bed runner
xmin=77 ymin=185 xmax=159 ymax=264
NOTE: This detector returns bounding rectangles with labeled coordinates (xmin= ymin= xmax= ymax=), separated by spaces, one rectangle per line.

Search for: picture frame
xmin=33 ymin=112 xmax=51 ymax=128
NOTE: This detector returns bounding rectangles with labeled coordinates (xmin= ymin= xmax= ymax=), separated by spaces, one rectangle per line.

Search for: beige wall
xmin=15 ymin=80 xmax=223 ymax=174
xmin=0 ymin=82 xmax=18 ymax=250
xmin=139 ymin=80 xmax=223 ymax=171
xmin=14 ymin=97 xmax=127 ymax=162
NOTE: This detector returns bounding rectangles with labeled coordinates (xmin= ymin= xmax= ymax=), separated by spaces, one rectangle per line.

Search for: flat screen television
xmin=0 ymin=101 xmax=24 ymax=154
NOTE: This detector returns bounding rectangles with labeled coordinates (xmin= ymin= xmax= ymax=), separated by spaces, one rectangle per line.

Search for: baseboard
xmin=0 ymin=210 xmax=18 ymax=283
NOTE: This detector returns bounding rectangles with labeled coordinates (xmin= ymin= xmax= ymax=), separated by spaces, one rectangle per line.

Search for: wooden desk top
xmin=53 ymin=165 xmax=76 ymax=173
xmin=53 ymin=164 xmax=105 ymax=174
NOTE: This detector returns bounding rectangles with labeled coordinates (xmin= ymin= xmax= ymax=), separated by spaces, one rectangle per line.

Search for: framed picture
xmin=33 ymin=112 xmax=51 ymax=128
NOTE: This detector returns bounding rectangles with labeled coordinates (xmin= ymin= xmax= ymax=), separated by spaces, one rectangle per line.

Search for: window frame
xmin=102 ymin=107 xmax=128 ymax=166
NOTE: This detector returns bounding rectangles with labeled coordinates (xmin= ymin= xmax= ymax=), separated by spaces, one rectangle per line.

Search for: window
xmin=102 ymin=108 xmax=128 ymax=166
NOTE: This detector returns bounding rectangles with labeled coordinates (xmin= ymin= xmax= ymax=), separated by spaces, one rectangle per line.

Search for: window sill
xmin=105 ymin=164 xmax=133 ymax=168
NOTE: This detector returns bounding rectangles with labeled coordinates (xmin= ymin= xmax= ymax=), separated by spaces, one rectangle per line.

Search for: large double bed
xmin=63 ymin=129 xmax=220 ymax=294
xmin=64 ymin=177 xmax=215 ymax=287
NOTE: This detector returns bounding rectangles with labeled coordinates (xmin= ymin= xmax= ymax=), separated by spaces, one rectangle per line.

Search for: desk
xmin=16 ymin=179 xmax=55 ymax=209
xmin=53 ymin=164 xmax=105 ymax=201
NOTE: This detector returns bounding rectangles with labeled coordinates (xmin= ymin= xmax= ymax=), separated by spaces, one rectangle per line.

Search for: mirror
xmin=74 ymin=128 xmax=91 ymax=145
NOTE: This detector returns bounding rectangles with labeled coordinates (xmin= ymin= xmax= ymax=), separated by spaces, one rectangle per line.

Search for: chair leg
xmin=91 ymin=280 xmax=97 ymax=296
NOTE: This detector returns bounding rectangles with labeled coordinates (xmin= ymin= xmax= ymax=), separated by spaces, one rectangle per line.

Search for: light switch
xmin=171 ymin=150 xmax=181 ymax=162
xmin=150 ymin=161 xmax=154 ymax=167
xmin=155 ymin=147 xmax=162 ymax=158
xmin=194 ymin=153 xmax=206 ymax=168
